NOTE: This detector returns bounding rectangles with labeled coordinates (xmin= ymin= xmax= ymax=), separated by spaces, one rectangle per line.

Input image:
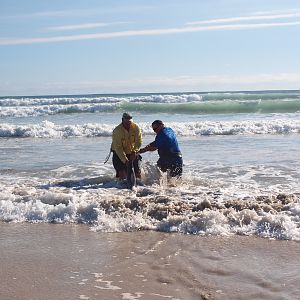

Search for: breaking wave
xmin=1 ymin=91 xmax=300 ymax=117
xmin=1 ymin=119 xmax=300 ymax=138
xmin=1 ymin=169 xmax=300 ymax=241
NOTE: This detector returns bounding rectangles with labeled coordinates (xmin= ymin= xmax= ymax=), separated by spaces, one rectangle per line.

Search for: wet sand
xmin=0 ymin=223 xmax=299 ymax=300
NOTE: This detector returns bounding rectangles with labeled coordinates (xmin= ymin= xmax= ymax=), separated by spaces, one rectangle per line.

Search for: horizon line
xmin=1 ymin=88 xmax=300 ymax=98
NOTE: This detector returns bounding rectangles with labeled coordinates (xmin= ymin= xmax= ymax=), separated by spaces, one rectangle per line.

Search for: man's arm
xmin=139 ymin=142 xmax=157 ymax=154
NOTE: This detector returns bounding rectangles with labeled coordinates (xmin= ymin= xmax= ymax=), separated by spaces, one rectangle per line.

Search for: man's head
xmin=152 ymin=120 xmax=164 ymax=133
xmin=122 ymin=112 xmax=133 ymax=130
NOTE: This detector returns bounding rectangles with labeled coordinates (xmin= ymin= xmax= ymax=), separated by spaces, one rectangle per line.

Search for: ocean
xmin=1 ymin=90 xmax=300 ymax=241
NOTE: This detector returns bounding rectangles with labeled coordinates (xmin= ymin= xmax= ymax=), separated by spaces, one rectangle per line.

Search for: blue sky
xmin=1 ymin=0 xmax=300 ymax=96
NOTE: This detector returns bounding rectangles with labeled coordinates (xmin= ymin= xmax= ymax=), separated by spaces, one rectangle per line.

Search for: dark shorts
xmin=157 ymin=156 xmax=183 ymax=177
xmin=112 ymin=152 xmax=141 ymax=178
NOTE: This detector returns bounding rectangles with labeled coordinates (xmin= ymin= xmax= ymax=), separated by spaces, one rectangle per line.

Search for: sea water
xmin=1 ymin=91 xmax=300 ymax=240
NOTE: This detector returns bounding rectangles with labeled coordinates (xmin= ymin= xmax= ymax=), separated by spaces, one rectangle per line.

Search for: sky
xmin=1 ymin=0 xmax=300 ymax=96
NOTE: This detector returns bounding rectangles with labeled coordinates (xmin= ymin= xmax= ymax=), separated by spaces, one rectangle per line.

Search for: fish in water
xmin=127 ymin=159 xmax=137 ymax=189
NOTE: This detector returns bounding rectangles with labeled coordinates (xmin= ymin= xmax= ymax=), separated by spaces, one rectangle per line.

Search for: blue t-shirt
xmin=151 ymin=127 xmax=181 ymax=159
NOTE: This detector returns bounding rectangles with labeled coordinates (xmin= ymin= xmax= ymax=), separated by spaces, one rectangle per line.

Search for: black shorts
xmin=112 ymin=152 xmax=141 ymax=178
xmin=157 ymin=156 xmax=183 ymax=177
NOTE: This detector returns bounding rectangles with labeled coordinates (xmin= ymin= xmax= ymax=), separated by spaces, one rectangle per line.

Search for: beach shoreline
xmin=1 ymin=223 xmax=299 ymax=300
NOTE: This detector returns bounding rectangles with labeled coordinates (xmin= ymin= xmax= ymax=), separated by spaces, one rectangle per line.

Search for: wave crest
xmin=1 ymin=119 xmax=300 ymax=138
xmin=1 ymin=91 xmax=300 ymax=117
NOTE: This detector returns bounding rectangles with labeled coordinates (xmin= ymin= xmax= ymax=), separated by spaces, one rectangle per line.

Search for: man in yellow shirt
xmin=111 ymin=112 xmax=142 ymax=180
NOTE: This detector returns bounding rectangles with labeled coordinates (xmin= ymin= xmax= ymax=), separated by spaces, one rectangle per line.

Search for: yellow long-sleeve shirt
xmin=111 ymin=122 xmax=142 ymax=163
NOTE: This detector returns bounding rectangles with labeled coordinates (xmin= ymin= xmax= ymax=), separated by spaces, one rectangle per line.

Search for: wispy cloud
xmin=45 ymin=22 xmax=128 ymax=32
xmin=0 ymin=10 xmax=81 ymax=20
xmin=1 ymin=21 xmax=300 ymax=46
xmin=186 ymin=12 xmax=300 ymax=25
xmin=253 ymin=9 xmax=300 ymax=16
xmin=0 ymin=5 xmax=154 ymax=20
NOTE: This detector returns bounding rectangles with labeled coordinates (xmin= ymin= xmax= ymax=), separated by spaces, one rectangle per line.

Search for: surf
xmin=1 ymin=118 xmax=300 ymax=138
xmin=1 ymin=90 xmax=300 ymax=117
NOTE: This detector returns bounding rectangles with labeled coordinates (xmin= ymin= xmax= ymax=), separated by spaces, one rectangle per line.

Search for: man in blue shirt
xmin=139 ymin=120 xmax=183 ymax=177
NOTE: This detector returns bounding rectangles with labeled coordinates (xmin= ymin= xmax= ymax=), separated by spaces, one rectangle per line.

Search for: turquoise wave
xmin=201 ymin=92 xmax=300 ymax=101
xmin=120 ymin=99 xmax=300 ymax=114
xmin=1 ymin=91 xmax=300 ymax=116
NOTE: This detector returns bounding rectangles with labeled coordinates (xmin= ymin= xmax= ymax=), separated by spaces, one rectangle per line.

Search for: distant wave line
xmin=1 ymin=92 xmax=300 ymax=107
xmin=1 ymin=98 xmax=300 ymax=117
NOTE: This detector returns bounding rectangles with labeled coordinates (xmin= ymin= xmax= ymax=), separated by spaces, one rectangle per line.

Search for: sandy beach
xmin=0 ymin=223 xmax=299 ymax=300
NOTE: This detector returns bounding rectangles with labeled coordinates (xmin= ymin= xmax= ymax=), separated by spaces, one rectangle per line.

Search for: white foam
xmin=0 ymin=103 xmax=118 ymax=117
xmin=121 ymin=293 xmax=144 ymax=300
xmin=0 ymin=158 xmax=300 ymax=241
xmin=0 ymin=169 xmax=299 ymax=241
xmin=256 ymin=214 xmax=300 ymax=240
xmin=1 ymin=118 xmax=300 ymax=138
xmin=0 ymin=94 xmax=203 ymax=107
xmin=0 ymin=94 xmax=204 ymax=118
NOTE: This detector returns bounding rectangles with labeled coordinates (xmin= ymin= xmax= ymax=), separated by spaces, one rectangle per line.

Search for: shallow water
xmin=1 ymin=91 xmax=300 ymax=240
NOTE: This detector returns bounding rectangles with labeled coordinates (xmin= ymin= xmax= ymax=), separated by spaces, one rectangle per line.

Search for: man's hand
xmin=138 ymin=145 xmax=157 ymax=153
xmin=139 ymin=148 xmax=146 ymax=154
xmin=130 ymin=152 xmax=137 ymax=160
